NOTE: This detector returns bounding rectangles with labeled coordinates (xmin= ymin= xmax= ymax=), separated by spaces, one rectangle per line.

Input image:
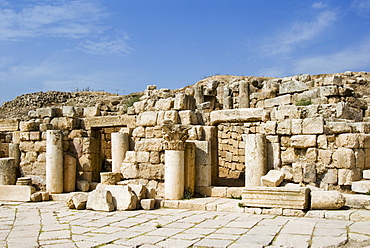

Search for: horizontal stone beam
xmin=210 ymin=108 xmax=268 ymax=125
xmin=0 ymin=118 xmax=19 ymax=131
xmin=0 ymin=185 xmax=35 ymax=201
xmin=242 ymin=187 xmax=310 ymax=210
xmin=83 ymin=115 xmax=136 ymax=129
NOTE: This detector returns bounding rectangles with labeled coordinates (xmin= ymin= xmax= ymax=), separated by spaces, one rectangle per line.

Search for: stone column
xmin=9 ymin=143 xmax=20 ymax=177
xmin=239 ymin=81 xmax=250 ymax=108
xmin=63 ymin=154 xmax=76 ymax=192
xmin=194 ymin=85 xmax=204 ymax=106
xmin=0 ymin=158 xmax=16 ymax=185
xmin=223 ymin=87 xmax=233 ymax=109
xmin=111 ymin=132 xmax=129 ymax=173
xmin=46 ymin=130 xmax=63 ymax=193
xmin=244 ymin=134 xmax=267 ymax=187
xmin=162 ymin=120 xmax=189 ymax=200
xmin=184 ymin=142 xmax=196 ymax=195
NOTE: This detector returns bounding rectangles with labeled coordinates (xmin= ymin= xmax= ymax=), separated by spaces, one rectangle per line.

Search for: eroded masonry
xmin=1 ymin=72 xmax=370 ymax=211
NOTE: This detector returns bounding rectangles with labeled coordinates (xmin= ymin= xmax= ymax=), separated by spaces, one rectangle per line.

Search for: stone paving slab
xmin=0 ymin=200 xmax=370 ymax=247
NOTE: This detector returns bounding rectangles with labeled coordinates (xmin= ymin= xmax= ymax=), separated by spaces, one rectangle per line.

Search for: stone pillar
xmin=162 ymin=120 xmax=189 ymax=200
xmin=194 ymin=85 xmax=204 ymax=106
xmin=239 ymin=81 xmax=250 ymax=108
xmin=184 ymin=142 xmax=196 ymax=195
xmin=244 ymin=134 xmax=267 ymax=187
xmin=0 ymin=158 xmax=16 ymax=185
xmin=223 ymin=87 xmax=233 ymax=109
xmin=193 ymin=141 xmax=212 ymax=187
xmin=111 ymin=132 xmax=129 ymax=173
xmin=203 ymin=126 xmax=218 ymax=185
xmin=9 ymin=143 xmax=20 ymax=178
xmin=63 ymin=154 xmax=76 ymax=192
xmin=46 ymin=130 xmax=63 ymax=193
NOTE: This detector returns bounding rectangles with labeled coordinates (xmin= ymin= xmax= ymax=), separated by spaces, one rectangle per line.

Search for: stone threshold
xmin=161 ymin=197 xmax=370 ymax=222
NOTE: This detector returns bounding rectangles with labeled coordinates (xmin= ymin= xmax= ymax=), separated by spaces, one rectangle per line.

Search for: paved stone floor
xmin=1 ymin=201 xmax=370 ymax=248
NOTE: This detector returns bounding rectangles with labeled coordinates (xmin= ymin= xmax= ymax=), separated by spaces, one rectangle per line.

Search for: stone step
xmin=352 ymin=180 xmax=370 ymax=194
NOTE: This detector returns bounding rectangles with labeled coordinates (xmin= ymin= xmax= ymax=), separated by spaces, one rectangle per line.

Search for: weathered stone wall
xmin=0 ymin=72 xmax=369 ymax=194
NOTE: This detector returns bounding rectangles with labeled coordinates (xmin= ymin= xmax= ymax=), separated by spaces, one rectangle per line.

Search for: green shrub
xmin=295 ymin=99 xmax=312 ymax=106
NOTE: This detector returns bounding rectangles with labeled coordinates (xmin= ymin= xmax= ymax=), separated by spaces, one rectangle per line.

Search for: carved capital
xmin=162 ymin=120 xmax=189 ymax=150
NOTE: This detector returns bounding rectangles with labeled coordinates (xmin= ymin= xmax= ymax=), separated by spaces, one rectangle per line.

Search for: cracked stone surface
xmin=0 ymin=201 xmax=370 ymax=248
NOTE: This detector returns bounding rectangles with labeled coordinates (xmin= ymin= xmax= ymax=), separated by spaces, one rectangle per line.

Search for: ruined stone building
xmin=1 ymin=71 xmax=370 ymax=202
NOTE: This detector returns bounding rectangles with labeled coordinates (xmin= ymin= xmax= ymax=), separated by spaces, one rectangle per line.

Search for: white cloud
xmin=312 ymin=2 xmax=328 ymax=9
xmin=261 ymin=10 xmax=337 ymax=56
xmin=0 ymin=0 xmax=108 ymax=41
xmin=292 ymin=36 xmax=370 ymax=74
xmin=78 ymin=36 xmax=133 ymax=56
xmin=351 ymin=0 xmax=370 ymax=18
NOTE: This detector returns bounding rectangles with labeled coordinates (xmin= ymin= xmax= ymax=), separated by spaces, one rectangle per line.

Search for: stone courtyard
xmin=1 ymin=200 xmax=370 ymax=248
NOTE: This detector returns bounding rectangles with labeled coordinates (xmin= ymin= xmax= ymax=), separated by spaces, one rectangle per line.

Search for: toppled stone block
xmin=129 ymin=184 xmax=147 ymax=201
xmin=0 ymin=185 xmax=36 ymax=201
xmin=242 ymin=187 xmax=310 ymax=210
xmin=140 ymin=199 xmax=155 ymax=210
xmin=344 ymin=194 xmax=370 ymax=209
xmin=260 ymin=170 xmax=285 ymax=187
xmin=30 ymin=192 xmax=42 ymax=202
xmin=96 ymin=184 xmax=138 ymax=211
xmin=146 ymin=187 xmax=157 ymax=199
xmin=311 ymin=191 xmax=346 ymax=210
xmin=352 ymin=181 xmax=370 ymax=194
xmin=67 ymin=192 xmax=89 ymax=210
xmin=86 ymin=189 xmax=115 ymax=212
xmin=76 ymin=180 xmax=90 ymax=192
xmin=100 ymin=172 xmax=121 ymax=185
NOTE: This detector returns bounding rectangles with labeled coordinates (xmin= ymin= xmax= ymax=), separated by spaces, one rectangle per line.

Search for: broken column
xmin=162 ymin=120 xmax=189 ymax=200
xmin=0 ymin=158 xmax=16 ymax=185
xmin=223 ymin=86 xmax=233 ymax=109
xmin=46 ymin=130 xmax=63 ymax=193
xmin=244 ymin=133 xmax=267 ymax=187
xmin=111 ymin=132 xmax=129 ymax=173
xmin=63 ymin=154 xmax=76 ymax=192
xmin=239 ymin=81 xmax=250 ymax=108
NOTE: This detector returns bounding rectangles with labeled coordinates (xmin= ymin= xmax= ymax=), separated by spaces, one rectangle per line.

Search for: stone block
xmin=146 ymin=187 xmax=157 ymax=199
xmin=291 ymin=119 xmax=302 ymax=134
xmin=136 ymin=151 xmax=150 ymax=163
xmin=62 ymin=106 xmax=77 ymax=117
xmin=226 ymin=187 xmax=244 ymax=198
xmin=0 ymin=185 xmax=35 ymax=201
xmin=326 ymin=122 xmax=352 ymax=134
xmin=319 ymin=86 xmax=338 ymax=97
xmin=279 ymin=80 xmax=309 ymax=94
xmin=121 ymin=162 xmax=139 ymax=179
xmin=263 ymin=121 xmax=277 ymax=134
xmin=272 ymin=105 xmax=301 ymax=120
xmin=336 ymin=134 xmax=360 ymax=148
xmin=196 ymin=164 xmax=212 ymax=187
xmin=30 ymin=192 xmax=42 ymax=202
xmin=332 ymin=148 xmax=355 ymax=169
xmin=317 ymin=135 xmax=328 ymax=149
xmin=20 ymin=121 xmax=38 ymax=132
xmin=320 ymin=169 xmax=337 ymax=185
xmin=129 ymin=184 xmax=147 ymax=201
xmin=264 ymin=95 xmax=292 ymax=108
xmin=323 ymin=75 xmax=342 ymax=86
xmin=76 ymin=180 xmax=90 ymax=192
xmin=343 ymin=194 xmax=370 ymax=209
xmin=242 ymin=187 xmax=310 ymax=210
xmin=210 ymin=108 xmax=268 ymax=125
xmin=86 ymin=189 xmax=115 ymax=212
xmin=50 ymin=117 xmax=77 ymax=130
xmin=96 ymin=184 xmax=138 ymax=211
xmin=352 ymin=181 xmax=370 ymax=193
xmin=83 ymin=115 xmax=136 ymax=129
xmin=260 ymin=170 xmax=285 ymax=187
xmin=83 ymin=107 xmax=100 ymax=117
xmin=100 ymin=172 xmax=121 ymax=185
xmin=338 ymin=169 xmax=362 ymax=185
xmin=0 ymin=158 xmax=16 ymax=185
xmin=311 ymin=191 xmax=345 ymax=210
xmin=0 ymin=118 xmax=19 ymax=131
xmin=37 ymin=107 xmax=59 ymax=118
xmin=290 ymin=135 xmax=316 ymax=148
xmin=363 ymin=169 xmax=370 ymax=179
xmin=66 ymin=192 xmax=89 ymax=210
xmin=135 ymin=139 xmax=163 ymax=152
xmin=179 ymin=110 xmax=197 ymax=125
xmin=281 ymin=148 xmax=298 ymax=164
xmin=302 ymin=117 xmax=324 ymax=134
xmin=141 ymin=199 xmax=155 ymax=210
xmin=174 ymin=93 xmax=195 ymax=110
xmin=154 ymin=98 xmax=174 ymax=111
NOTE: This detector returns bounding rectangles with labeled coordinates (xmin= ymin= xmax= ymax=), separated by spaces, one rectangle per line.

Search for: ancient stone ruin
xmin=0 ymin=71 xmax=370 ymax=212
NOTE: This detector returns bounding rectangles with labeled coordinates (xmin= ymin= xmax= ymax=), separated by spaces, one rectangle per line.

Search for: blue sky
xmin=1 ymin=0 xmax=370 ymax=105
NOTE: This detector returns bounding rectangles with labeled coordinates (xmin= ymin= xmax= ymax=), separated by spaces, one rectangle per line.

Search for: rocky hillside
xmin=1 ymin=71 xmax=370 ymax=120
